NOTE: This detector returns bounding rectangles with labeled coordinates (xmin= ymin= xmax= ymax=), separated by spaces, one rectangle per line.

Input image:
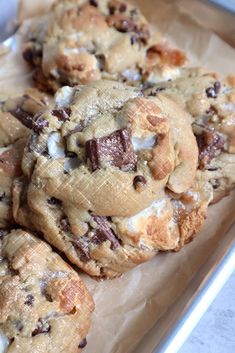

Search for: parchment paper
xmin=0 ymin=1 xmax=235 ymax=353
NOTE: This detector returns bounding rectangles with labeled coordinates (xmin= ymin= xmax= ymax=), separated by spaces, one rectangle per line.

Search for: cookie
xmin=0 ymin=90 xmax=49 ymax=228
xmin=145 ymin=68 xmax=235 ymax=202
xmin=0 ymin=229 xmax=94 ymax=353
xmin=22 ymin=0 xmax=186 ymax=91
xmin=12 ymin=80 xmax=199 ymax=277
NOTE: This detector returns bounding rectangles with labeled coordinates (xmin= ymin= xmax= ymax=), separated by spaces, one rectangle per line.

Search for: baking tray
xmin=0 ymin=1 xmax=234 ymax=353
xmin=134 ymin=2 xmax=235 ymax=351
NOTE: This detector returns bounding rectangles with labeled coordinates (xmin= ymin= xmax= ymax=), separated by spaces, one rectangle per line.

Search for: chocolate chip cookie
xmin=22 ymin=0 xmax=186 ymax=92
xmin=145 ymin=68 xmax=235 ymax=202
xmin=0 ymin=229 xmax=94 ymax=353
xmin=12 ymin=80 xmax=199 ymax=277
xmin=0 ymin=90 xmax=49 ymax=228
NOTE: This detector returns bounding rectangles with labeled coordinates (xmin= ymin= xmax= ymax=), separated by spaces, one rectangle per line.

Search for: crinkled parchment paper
xmin=0 ymin=1 xmax=234 ymax=353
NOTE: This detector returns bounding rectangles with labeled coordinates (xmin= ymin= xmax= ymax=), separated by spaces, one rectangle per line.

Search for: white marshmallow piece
xmin=48 ymin=132 xmax=65 ymax=159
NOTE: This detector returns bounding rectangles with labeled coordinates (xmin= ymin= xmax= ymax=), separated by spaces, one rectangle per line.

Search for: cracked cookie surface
xmin=145 ymin=68 xmax=235 ymax=202
xmin=22 ymin=0 xmax=186 ymax=91
xmin=12 ymin=80 xmax=199 ymax=277
xmin=0 ymin=89 xmax=49 ymax=228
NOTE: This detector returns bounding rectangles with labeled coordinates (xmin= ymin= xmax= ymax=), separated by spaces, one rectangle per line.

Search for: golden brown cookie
xmin=145 ymin=68 xmax=235 ymax=202
xmin=0 ymin=90 xmax=49 ymax=228
xmin=0 ymin=229 xmax=94 ymax=353
xmin=12 ymin=80 xmax=199 ymax=278
xmin=22 ymin=0 xmax=186 ymax=91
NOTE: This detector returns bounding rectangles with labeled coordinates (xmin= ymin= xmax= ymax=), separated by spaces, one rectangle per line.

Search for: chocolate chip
xmin=130 ymin=35 xmax=137 ymax=45
xmin=91 ymin=216 xmax=119 ymax=250
xmin=66 ymin=151 xmax=77 ymax=158
xmin=196 ymin=129 xmax=225 ymax=169
xmin=60 ymin=217 xmax=71 ymax=232
xmin=133 ymin=175 xmax=147 ymax=190
xmin=72 ymin=239 xmax=91 ymax=262
xmin=44 ymin=291 xmax=53 ymax=302
xmin=9 ymin=106 xmax=34 ymax=129
xmin=79 ymin=338 xmax=87 ymax=349
xmin=214 ymin=81 xmax=221 ymax=94
xmin=22 ymin=47 xmax=34 ymax=64
xmin=205 ymin=86 xmax=216 ymax=98
xmin=119 ymin=3 xmax=127 ymax=12
xmin=108 ymin=5 xmax=115 ymax=15
xmin=68 ymin=121 xmax=85 ymax=135
xmin=107 ymin=16 xmax=135 ymax=33
xmin=33 ymin=117 xmax=49 ymax=133
xmin=22 ymin=46 xmax=42 ymax=64
xmin=207 ymin=167 xmax=219 ymax=171
xmin=16 ymin=322 xmax=24 ymax=332
xmin=24 ymin=294 xmax=35 ymax=306
xmin=32 ymin=319 xmax=51 ymax=336
xmin=52 ymin=108 xmax=71 ymax=121
xmin=89 ymin=0 xmax=98 ymax=7
xmin=47 ymin=197 xmax=62 ymax=206
xmin=210 ymin=179 xmax=220 ymax=189
xmin=130 ymin=8 xmax=137 ymax=17
xmin=86 ymin=128 xmax=137 ymax=172
xmin=95 ymin=54 xmax=106 ymax=71
xmin=0 ymin=192 xmax=6 ymax=202
xmin=0 ymin=229 xmax=8 ymax=239
xmin=134 ymin=26 xmax=150 ymax=45
xmin=147 ymin=87 xmax=166 ymax=97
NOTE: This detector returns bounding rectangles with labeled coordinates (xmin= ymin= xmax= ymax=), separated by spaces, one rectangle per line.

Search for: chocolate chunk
xmin=86 ymin=139 xmax=99 ymax=171
xmin=9 ymin=106 xmax=34 ymax=129
xmin=133 ymin=175 xmax=147 ymax=191
xmin=33 ymin=117 xmax=49 ymax=133
xmin=196 ymin=129 xmax=225 ymax=169
xmin=205 ymin=86 xmax=216 ymax=98
xmin=32 ymin=319 xmax=51 ymax=336
xmin=60 ymin=217 xmax=71 ymax=232
xmin=79 ymin=338 xmax=87 ymax=349
xmin=24 ymin=294 xmax=35 ymax=306
xmin=52 ymin=108 xmax=71 ymax=121
xmin=86 ymin=128 xmax=137 ymax=172
xmin=47 ymin=197 xmax=62 ymax=206
xmin=214 ymin=81 xmax=221 ymax=94
xmin=72 ymin=239 xmax=91 ymax=262
xmin=91 ymin=216 xmax=119 ymax=250
xmin=89 ymin=0 xmax=98 ymax=7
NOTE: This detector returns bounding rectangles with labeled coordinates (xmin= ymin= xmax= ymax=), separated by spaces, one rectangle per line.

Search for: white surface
xmin=179 ymin=271 xmax=235 ymax=353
